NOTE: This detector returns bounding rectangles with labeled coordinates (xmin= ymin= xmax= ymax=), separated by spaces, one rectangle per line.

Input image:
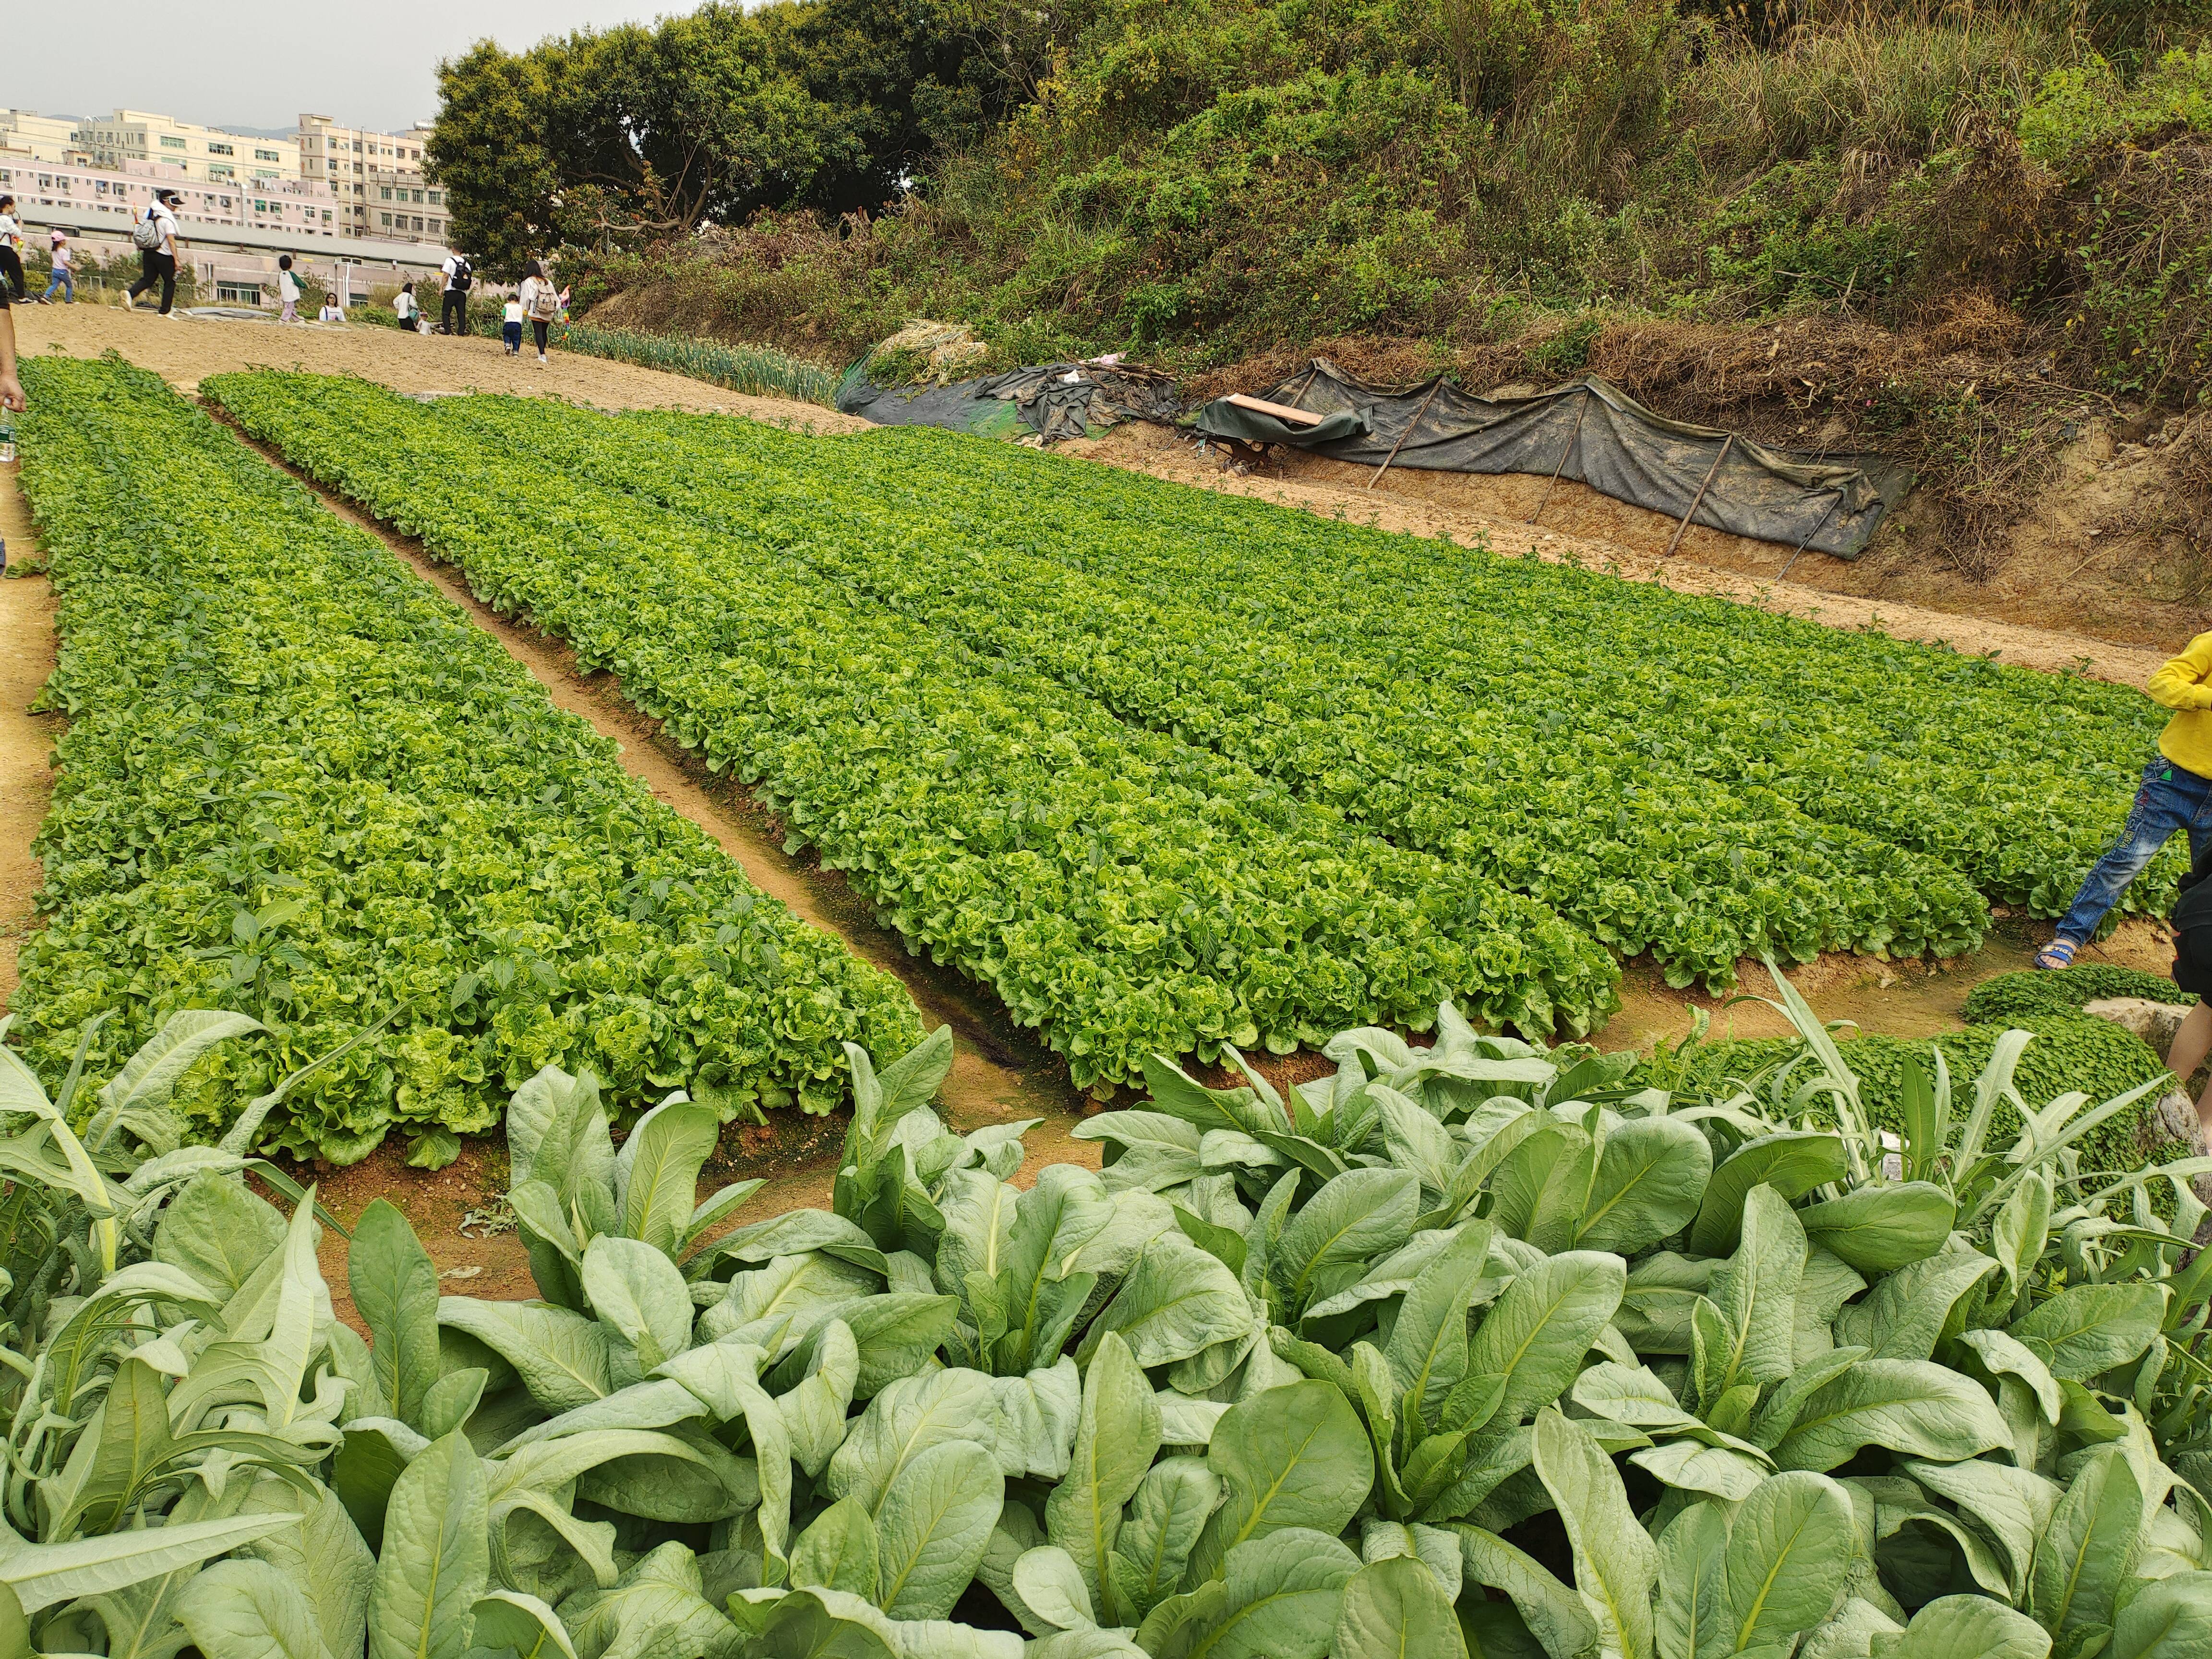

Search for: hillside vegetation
xmin=434 ymin=0 xmax=2212 ymax=574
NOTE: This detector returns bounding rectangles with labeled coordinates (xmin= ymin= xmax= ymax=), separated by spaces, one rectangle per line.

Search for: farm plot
xmin=213 ymin=377 xmax=2160 ymax=991
xmin=8 ymin=356 xmax=921 ymax=1163
xmin=409 ymin=393 xmax=1994 ymax=986
xmin=206 ymin=373 xmax=1618 ymax=1090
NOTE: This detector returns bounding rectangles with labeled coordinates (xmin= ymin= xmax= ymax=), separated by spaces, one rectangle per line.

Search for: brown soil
xmin=0 ymin=464 xmax=58 ymax=1004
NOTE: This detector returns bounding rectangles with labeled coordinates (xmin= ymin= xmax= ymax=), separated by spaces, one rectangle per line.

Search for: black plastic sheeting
xmin=1193 ymin=362 xmax=1912 ymax=559
xmin=837 ymin=360 xmax=1182 ymax=443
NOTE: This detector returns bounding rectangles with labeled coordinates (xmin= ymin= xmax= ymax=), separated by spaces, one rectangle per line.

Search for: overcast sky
xmin=5 ymin=1 xmax=682 ymax=136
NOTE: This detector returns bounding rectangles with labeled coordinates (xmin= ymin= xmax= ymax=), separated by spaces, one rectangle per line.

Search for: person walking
xmin=517 ymin=261 xmax=559 ymax=363
xmin=440 ymin=250 xmax=472 ymax=336
xmin=277 ymin=254 xmax=301 ymax=323
xmin=501 ymin=291 xmax=524 ymax=355
xmin=393 ymin=280 xmax=419 ymax=331
xmin=0 ymin=199 xmax=27 ymax=303
xmin=125 ymin=190 xmax=183 ymax=315
xmin=39 ymin=230 xmax=72 ymax=304
xmin=2038 ymin=629 xmax=2212 ymax=969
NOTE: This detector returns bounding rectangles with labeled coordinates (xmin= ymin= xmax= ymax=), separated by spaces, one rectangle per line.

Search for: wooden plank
xmin=1224 ymin=392 xmax=1326 ymax=426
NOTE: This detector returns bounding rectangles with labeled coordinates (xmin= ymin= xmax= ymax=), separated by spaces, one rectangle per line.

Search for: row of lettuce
xmin=202 ymin=371 xmax=1621 ymax=1094
xmin=7 ymin=361 xmax=2180 ymax=1153
xmin=8 ymin=356 xmax=920 ymax=1164
xmin=205 ymin=376 xmax=2163 ymax=999
xmin=2 ymin=983 xmax=2208 ymax=1659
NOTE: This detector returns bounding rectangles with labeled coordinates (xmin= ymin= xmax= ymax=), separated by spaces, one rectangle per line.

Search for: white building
xmin=0 ymin=110 xmax=84 ymax=165
xmin=0 ymin=154 xmax=337 ymax=238
xmin=74 ymin=109 xmax=301 ymax=188
xmin=297 ymin=115 xmax=450 ymax=245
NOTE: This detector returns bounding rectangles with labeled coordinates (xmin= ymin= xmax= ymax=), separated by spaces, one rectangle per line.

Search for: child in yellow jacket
xmin=2039 ymin=630 xmax=2212 ymax=969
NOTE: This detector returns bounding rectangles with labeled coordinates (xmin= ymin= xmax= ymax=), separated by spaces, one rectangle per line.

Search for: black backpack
xmin=449 ymin=257 xmax=473 ymax=292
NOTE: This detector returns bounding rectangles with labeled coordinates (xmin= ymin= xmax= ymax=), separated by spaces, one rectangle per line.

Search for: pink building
xmin=0 ymin=154 xmax=338 ymax=236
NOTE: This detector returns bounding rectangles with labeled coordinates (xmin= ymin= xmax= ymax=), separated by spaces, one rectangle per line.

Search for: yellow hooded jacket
xmin=2147 ymin=631 xmax=2212 ymax=778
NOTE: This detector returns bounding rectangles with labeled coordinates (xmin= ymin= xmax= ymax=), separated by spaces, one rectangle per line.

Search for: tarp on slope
xmin=837 ymin=359 xmax=1182 ymax=443
xmin=1193 ymin=361 xmax=1912 ymax=559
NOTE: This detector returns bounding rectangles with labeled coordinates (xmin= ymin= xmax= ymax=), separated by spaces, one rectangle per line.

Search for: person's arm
xmin=2148 ymin=635 xmax=2212 ymax=711
xmin=0 ymin=303 xmax=24 ymax=413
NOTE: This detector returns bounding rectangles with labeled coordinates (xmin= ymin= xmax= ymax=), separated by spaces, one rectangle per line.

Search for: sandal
xmin=2033 ymin=939 xmax=2078 ymax=971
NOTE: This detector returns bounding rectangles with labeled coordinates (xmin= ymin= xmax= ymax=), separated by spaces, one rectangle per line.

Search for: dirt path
xmin=0 ymin=463 xmax=58 ymax=1004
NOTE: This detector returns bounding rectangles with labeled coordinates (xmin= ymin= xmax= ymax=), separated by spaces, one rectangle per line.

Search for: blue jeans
xmin=2056 ymin=754 xmax=2212 ymax=943
xmin=42 ymin=270 xmax=71 ymax=303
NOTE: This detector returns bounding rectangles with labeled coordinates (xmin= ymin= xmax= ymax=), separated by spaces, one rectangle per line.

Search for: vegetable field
xmin=8 ymin=357 xmax=920 ymax=1164
xmin=6 ymin=983 xmax=2210 ymax=1659
xmin=204 ymin=375 xmax=2164 ymax=1069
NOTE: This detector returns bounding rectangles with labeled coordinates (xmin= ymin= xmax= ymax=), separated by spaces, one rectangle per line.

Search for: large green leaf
xmin=2029 ymin=1443 xmax=2141 ymax=1642
xmin=1797 ymin=1184 xmax=1956 ymax=1274
xmin=2009 ymin=1284 xmax=2165 ymax=1382
xmin=1709 ymin=1185 xmax=1805 ymax=1390
xmin=438 ymin=1298 xmax=613 ymax=1412
xmin=1383 ymin=1223 xmax=1494 ymax=1433
xmin=174 ymin=1560 xmax=331 ymax=1659
xmin=1867 ymin=1595 xmax=2050 ymax=1659
xmin=791 ymin=1499 xmax=882 ymax=1601
xmin=1689 ymin=1133 xmax=1847 ymax=1258
xmin=2112 ymin=1570 xmax=2212 ymax=1659
xmin=1652 ymin=1502 xmax=1727 ymax=1659
xmin=1833 ymin=1245 xmax=1996 ymax=1366
xmin=1333 ymin=1556 xmax=1469 ymax=1659
xmin=1572 ymin=1116 xmax=1712 ymax=1258
xmin=1722 ymin=1472 xmax=1854 ymax=1652
xmin=1082 ymin=1233 xmax=1253 ymax=1369
xmin=1452 ymin=1526 xmax=1599 ymax=1659
xmin=1464 ymin=1251 xmax=1626 ymax=1425
xmin=1108 ymin=1457 xmax=1222 ymax=1624
xmin=155 ymin=1171 xmax=287 ymax=1299
xmin=1046 ymin=1332 xmax=1161 ymax=1623
xmin=579 ymin=1235 xmax=692 ymax=1370
xmin=351 ymin=1198 xmax=443 ymax=1431
xmin=0 ymin=1515 xmax=294 ymax=1615
xmin=614 ymin=1099 xmax=720 ymax=1259
xmin=874 ymin=1439 xmax=1004 ymax=1622
xmin=367 ymin=1430 xmax=488 ymax=1659
xmin=1531 ymin=1409 xmax=1654 ymax=1659
xmin=1270 ymin=1169 xmax=1419 ymax=1311
xmin=1140 ymin=1529 xmax=1358 ymax=1659
xmin=1189 ymin=1382 xmax=1373 ymax=1586
xmin=1771 ymin=1360 xmax=2010 ymax=1473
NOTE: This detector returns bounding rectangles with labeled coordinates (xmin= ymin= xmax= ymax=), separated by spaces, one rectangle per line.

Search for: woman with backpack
xmin=517 ymin=261 xmax=560 ymax=363
xmin=125 ymin=190 xmax=183 ymax=315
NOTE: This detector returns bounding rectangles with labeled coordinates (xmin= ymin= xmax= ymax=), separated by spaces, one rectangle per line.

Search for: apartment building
xmin=297 ymin=115 xmax=450 ymax=244
xmin=0 ymin=154 xmax=339 ymax=237
xmin=0 ymin=110 xmax=84 ymax=164
xmin=74 ymin=110 xmax=300 ymax=187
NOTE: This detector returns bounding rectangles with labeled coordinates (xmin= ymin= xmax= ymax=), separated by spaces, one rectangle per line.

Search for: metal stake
xmin=1777 ymin=490 xmax=1845 ymax=580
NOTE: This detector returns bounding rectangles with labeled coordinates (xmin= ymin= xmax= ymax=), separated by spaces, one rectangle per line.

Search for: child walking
xmin=277 ymin=255 xmax=301 ymax=323
xmin=502 ymin=292 xmax=524 ymax=354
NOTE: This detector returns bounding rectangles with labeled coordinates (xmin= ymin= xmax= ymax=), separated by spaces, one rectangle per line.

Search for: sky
xmin=4 ymin=0 xmax=684 ymax=136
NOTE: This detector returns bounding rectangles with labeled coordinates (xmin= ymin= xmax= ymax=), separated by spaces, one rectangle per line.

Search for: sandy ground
xmin=5 ymin=305 xmax=2186 ymax=1290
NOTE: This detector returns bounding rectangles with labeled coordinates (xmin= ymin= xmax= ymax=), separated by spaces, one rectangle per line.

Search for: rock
xmin=2082 ymin=996 xmax=2191 ymax=1053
